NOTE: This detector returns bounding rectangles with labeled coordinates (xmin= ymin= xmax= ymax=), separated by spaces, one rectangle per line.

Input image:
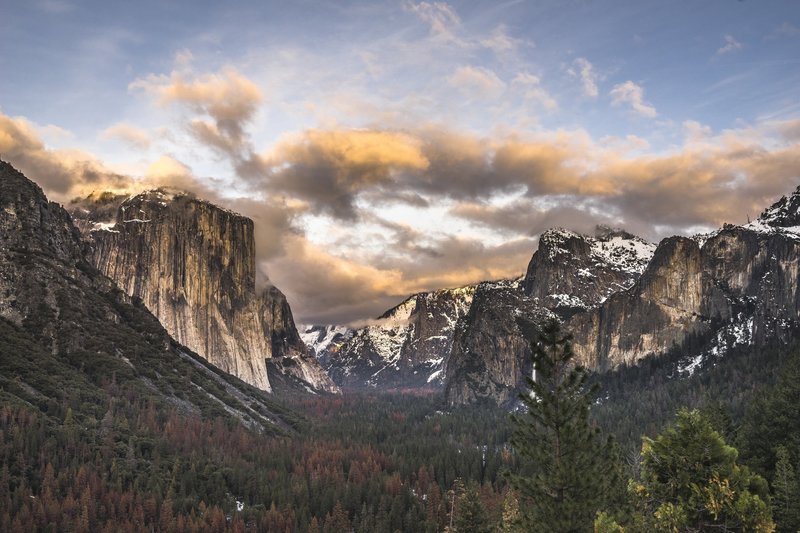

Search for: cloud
xmin=449 ymin=66 xmax=506 ymax=99
xmin=480 ymin=24 xmax=525 ymax=53
xmin=777 ymin=119 xmax=800 ymax=141
xmin=270 ymin=227 xmax=536 ymax=324
xmin=767 ymin=22 xmax=800 ymax=40
xmin=717 ymin=34 xmax=743 ymax=55
xmin=5 ymin=107 xmax=800 ymax=324
xmin=130 ymin=66 xmax=262 ymax=159
xmin=0 ymin=113 xmax=132 ymax=200
xmin=261 ymin=129 xmax=430 ymax=219
xmin=404 ymin=1 xmax=462 ymax=43
xmin=266 ymin=234 xmax=407 ymax=324
xmin=511 ymin=72 xmax=557 ymax=110
xmin=450 ymin=198 xmax=621 ymax=237
xmin=101 ymin=123 xmax=151 ymax=150
xmin=609 ymin=80 xmax=657 ymax=118
xmin=569 ymin=57 xmax=599 ymax=98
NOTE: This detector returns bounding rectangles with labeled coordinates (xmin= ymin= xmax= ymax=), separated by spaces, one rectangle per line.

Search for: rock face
xmin=444 ymin=229 xmax=656 ymax=405
xmin=306 ymin=227 xmax=658 ymax=400
xmin=444 ymin=279 xmax=547 ymax=405
xmin=79 ymin=188 xmax=338 ymax=394
xmin=0 ymin=163 xmax=90 ymax=334
xmin=568 ymin=201 xmax=800 ymax=371
xmin=304 ymin=286 xmax=475 ymax=389
xmin=0 ymin=160 xmax=294 ymax=431
xmin=445 ymin=188 xmax=800 ymax=406
xmin=523 ymin=227 xmax=655 ymax=314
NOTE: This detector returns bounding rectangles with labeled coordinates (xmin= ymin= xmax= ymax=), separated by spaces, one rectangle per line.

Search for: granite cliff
xmin=308 ymin=228 xmax=655 ymax=398
xmin=74 ymin=188 xmax=338 ymax=394
xmin=445 ymin=188 xmax=800 ymax=405
xmin=444 ymin=229 xmax=655 ymax=405
xmin=0 ymin=160 xmax=296 ymax=431
xmin=568 ymin=193 xmax=800 ymax=373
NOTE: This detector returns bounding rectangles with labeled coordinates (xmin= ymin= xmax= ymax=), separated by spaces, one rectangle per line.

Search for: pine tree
xmin=509 ymin=318 xmax=619 ymax=532
xmin=772 ymin=446 xmax=800 ymax=532
xmin=497 ymin=490 xmax=523 ymax=533
xmin=630 ymin=409 xmax=774 ymax=531
xmin=452 ymin=482 xmax=490 ymax=533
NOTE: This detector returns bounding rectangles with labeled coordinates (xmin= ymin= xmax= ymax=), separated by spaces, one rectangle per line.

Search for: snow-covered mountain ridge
xmin=309 ymin=225 xmax=660 ymax=393
xmin=304 ymin=284 xmax=479 ymax=389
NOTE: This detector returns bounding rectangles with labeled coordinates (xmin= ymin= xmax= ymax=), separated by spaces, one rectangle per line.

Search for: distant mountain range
xmin=307 ymin=191 xmax=800 ymax=406
xmin=4 ymin=158 xmax=799 ymax=408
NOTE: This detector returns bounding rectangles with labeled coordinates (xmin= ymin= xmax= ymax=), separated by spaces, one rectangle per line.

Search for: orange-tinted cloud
xmin=130 ymin=66 xmax=262 ymax=158
xmin=100 ymin=123 xmax=151 ymax=150
xmin=0 ymin=114 xmax=132 ymax=200
xmin=259 ymin=128 xmax=430 ymax=218
xmin=4 ymin=107 xmax=800 ymax=324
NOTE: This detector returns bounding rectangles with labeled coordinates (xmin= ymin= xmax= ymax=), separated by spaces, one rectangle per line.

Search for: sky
xmin=1 ymin=0 xmax=800 ymax=324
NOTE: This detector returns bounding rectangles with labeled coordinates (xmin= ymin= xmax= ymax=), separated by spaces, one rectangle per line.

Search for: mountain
xmin=523 ymin=226 xmax=655 ymax=315
xmin=303 ymin=285 xmax=475 ymax=389
xmin=0 ymin=160 xmax=296 ymax=432
xmin=445 ymin=186 xmax=800 ymax=405
xmin=444 ymin=228 xmax=656 ymax=405
xmin=308 ymin=228 xmax=655 ymax=396
xmin=568 ymin=190 xmax=800 ymax=373
xmin=71 ymin=188 xmax=339 ymax=394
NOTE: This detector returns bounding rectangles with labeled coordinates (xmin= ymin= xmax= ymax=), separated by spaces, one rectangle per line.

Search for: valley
xmin=2 ymin=158 xmax=800 ymax=530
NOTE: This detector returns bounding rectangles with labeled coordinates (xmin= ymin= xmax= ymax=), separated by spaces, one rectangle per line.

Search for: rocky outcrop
xmin=568 ymin=220 xmax=800 ymax=371
xmin=444 ymin=229 xmax=656 ymax=405
xmin=0 ymin=160 xmax=295 ymax=431
xmin=444 ymin=279 xmax=550 ymax=405
xmin=305 ymin=285 xmax=475 ymax=389
xmin=310 ymin=227 xmax=658 ymax=398
xmin=523 ymin=226 xmax=655 ymax=315
xmin=0 ymin=162 xmax=90 ymax=336
xmin=445 ymin=188 xmax=800 ymax=406
xmin=78 ymin=188 xmax=338 ymax=394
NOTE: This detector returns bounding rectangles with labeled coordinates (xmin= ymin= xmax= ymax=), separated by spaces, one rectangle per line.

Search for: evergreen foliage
xmin=629 ymin=409 xmax=774 ymax=531
xmin=771 ymin=446 xmax=800 ymax=532
xmin=509 ymin=318 xmax=621 ymax=532
xmin=452 ymin=482 xmax=491 ymax=533
xmin=740 ymin=352 xmax=800 ymax=479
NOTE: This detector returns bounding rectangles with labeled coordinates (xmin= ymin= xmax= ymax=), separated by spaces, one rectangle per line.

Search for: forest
xmin=1 ymin=316 xmax=799 ymax=531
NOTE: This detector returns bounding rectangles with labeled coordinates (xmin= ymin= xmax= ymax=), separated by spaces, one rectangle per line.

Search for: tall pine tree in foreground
xmin=509 ymin=318 xmax=621 ymax=532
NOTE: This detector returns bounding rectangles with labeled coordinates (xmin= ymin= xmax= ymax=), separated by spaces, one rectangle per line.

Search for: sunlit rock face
xmin=568 ymin=198 xmax=800 ymax=372
xmin=80 ymin=188 xmax=339 ymax=394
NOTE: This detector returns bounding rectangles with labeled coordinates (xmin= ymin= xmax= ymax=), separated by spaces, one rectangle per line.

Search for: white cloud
xmin=717 ymin=34 xmax=742 ymax=55
xmin=449 ymin=66 xmax=506 ymax=99
xmin=405 ymin=1 xmax=462 ymax=43
xmin=570 ymin=57 xmax=599 ymax=98
xmin=683 ymin=120 xmax=712 ymax=142
xmin=768 ymin=22 xmax=800 ymax=39
xmin=480 ymin=25 xmax=524 ymax=53
xmin=512 ymin=72 xmax=557 ymax=110
xmin=609 ymin=80 xmax=657 ymax=118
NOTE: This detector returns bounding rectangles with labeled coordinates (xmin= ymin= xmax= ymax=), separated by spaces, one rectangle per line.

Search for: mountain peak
xmin=757 ymin=184 xmax=800 ymax=228
xmin=525 ymin=226 xmax=655 ymax=311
